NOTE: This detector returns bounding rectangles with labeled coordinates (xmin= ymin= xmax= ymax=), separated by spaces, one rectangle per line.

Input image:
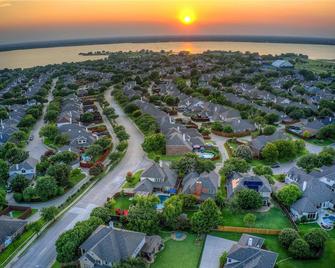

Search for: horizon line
xmin=1 ymin=34 xmax=335 ymax=52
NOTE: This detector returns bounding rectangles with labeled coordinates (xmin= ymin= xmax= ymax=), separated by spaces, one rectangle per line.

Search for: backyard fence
xmin=271 ymin=194 xmax=298 ymax=230
xmin=216 ymin=226 xmax=281 ymax=235
xmin=212 ymin=130 xmax=251 ymax=138
xmin=0 ymin=205 xmax=32 ymax=220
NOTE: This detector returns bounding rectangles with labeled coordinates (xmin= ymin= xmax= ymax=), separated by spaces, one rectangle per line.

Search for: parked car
xmin=29 ymin=135 xmax=34 ymax=141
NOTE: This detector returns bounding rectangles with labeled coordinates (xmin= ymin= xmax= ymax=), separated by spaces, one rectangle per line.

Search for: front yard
xmin=151 ymin=232 xmax=204 ymax=268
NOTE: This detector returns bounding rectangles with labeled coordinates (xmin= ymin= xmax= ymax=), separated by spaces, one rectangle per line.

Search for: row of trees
xmin=279 ymin=228 xmax=328 ymax=259
xmin=261 ymin=139 xmax=305 ymax=163
xmin=39 ymin=124 xmax=69 ymax=147
xmin=297 ymin=147 xmax=335 ymax=172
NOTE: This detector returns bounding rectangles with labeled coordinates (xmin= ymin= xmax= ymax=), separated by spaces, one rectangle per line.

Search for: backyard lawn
xmin=113 ymin=196 xmax=132 ymax=212
xmin=151 ymin=232 xmax=204 ymax=268
xmin=211 ymin=223 xmax=335 ymax=268
xmin=221 ymin=205 xmax=292 ymax=229
xmin=69 ymin=168 xmax=86 ymax=186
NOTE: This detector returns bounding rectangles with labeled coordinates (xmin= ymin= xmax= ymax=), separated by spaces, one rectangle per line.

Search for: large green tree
xmin=277 ymin=184 xmax=302 ymax=207
xmin=233 ymin=189 xmax=263 ymax=210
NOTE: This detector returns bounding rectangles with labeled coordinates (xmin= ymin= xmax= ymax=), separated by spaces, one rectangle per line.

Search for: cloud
xmin=0 ymin=3 xmax=10 ymax=8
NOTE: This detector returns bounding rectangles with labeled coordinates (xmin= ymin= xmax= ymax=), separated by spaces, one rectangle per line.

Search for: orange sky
xmin=0 ymin=0 xmax=334 ymax=44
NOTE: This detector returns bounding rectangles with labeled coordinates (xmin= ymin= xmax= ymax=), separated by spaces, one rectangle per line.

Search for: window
xmin=307 ymin=213 xmax=316 ymax=219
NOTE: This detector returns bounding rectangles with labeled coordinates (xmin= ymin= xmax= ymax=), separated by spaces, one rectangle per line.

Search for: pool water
xmin=175 ymin=232 xmax=184 ymax=239
xmin=156 ymin=194 xmax=170 ymax=210
xmin=197 ymin=152 xmax=215 ymax=159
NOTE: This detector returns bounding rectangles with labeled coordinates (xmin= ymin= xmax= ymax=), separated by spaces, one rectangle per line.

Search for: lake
xmin=0 ymin=41 xmax=335 ymax=69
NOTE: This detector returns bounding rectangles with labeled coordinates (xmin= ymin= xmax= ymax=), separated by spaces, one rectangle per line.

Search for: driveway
xmin=199 ymin=235 xmax=236 ymax=268
xmin=9 ymin=90 xmax=151 ymax=268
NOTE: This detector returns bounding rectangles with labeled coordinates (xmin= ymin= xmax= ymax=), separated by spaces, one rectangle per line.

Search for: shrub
xmin=235 ymin=145 xmax=252 ymax=161
xmin=243 ymin=213 xmax=256 ymax=227
xmin=304 ymin=228 xmax=328 ymax=253
xmin=289 ymin=238 xmax=310 ymax=259
xmin=263 ymin=125 xmax=276 ymax=135
xmin=279 ymin=228 xmax=300 ymax=249
xmin=277 ymin=184 xmax=302 ymax=207
xmin=233 ymin=189 xmax=263 ymax=210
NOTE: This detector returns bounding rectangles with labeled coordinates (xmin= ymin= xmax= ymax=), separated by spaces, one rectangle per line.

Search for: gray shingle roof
xmin=0 ymin=216 xmax=27 ymax=245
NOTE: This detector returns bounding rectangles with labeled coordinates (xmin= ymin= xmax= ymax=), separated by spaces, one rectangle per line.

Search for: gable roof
xmin=0 ymin=216 xmax=27 ymax=245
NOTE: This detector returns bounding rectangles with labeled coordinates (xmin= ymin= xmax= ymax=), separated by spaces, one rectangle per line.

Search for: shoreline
xmin=1 ymin=35 xmax=335 ymax=52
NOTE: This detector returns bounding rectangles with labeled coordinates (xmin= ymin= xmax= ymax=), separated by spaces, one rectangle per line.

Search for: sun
xmin=179 ymin=9 xmax=196 ymax=25
xmin=182 ymin=15 xmax=193 ymax=25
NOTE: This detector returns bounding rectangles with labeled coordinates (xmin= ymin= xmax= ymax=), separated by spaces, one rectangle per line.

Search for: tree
xmin=264 ymin=113 xmax=280 ymax=124
xmin=262 ymin=125 xmax=276 ymax=136
xmin=80 ymin=112 xmax=94 ymax=123
xmin=243 ymin=213 xmax=256 ymax=227
xmin=220 ymin=158 xmax=250 ymax=178
xmin=49 ymin=151 xmax=78 ymax=165
xmin=235 ymin=145 xmax=252 ymax=161
xmin=318 ymin=151 xmax=335 ymax=166
xmin=252 ymin=164 xmax=273 ymax=176
xmin=191 ymin=199 xmax=221 ymax=234
xmin=10 ymin=175 xmax=30 ymax=193
xmin=89 ymin=163 xmax=104 ymax=176
xmin=233 ymin=189 xmax=263 ymax=210
xmin=317 ymin=125 xmax=335 ymax=140
xmin=0 ymin=188 xmax=6 ymax=210
xmin=8 ymin=131 xmax=27 ymax=145
xmin=39 ymin=124 xmax=59 ymax=140
xmin=113 ymin=258 xmax=146 ymax=268
xmin=297 ymin=154 xmax=320 ymax=172
xmin=23 ymin=186 xmax=36 ymax=201
xmin=18 ymin=114 xmax=36 ymax=128
xmin=94 ymin=138 xmax=111 ymax=151
xmin=85 ymin=144 xmax=104 ymax=159
xmin=0 ymin=159 xmax=9 ymax=183
xmin=288 ymin=238 xmax=310 ymax=259
xmin=127 ymin=195 xmax=160 ymax=234
xmin=47 ymin=163 xmax=71 ymax=187
xmin=162 ymin=196 xmax=183 ymax=229
xmin=56 ymin=216 xmax=103 ymax=263
xmin=142 ymin=133 xmax=166 ymax=154
xmin=211 ymin=122 xmax=224 ymax=132
xmin=35 ymin=176 xmax=59 ymax=201
xmin=90 ymin=207 xmax=113 ymax=224
xmin=5 ymin=147 xmax=28 ymax=164
xmin=304 ymin=228 xmax=328 ymax=253
xmin=222 ymin=124 xmax=233 ymax=133
xmin=261 ymin=143 xmax=279 ymax=163
xmin=278 ymin=228 xmax=300 ymax=249
xmin=41 ymin=206 xmax=59 ymax=222
xmin=277 ymin=184 xmax=302 ymax=207
xmin=219 ymin=252 xmax=228 ymax=268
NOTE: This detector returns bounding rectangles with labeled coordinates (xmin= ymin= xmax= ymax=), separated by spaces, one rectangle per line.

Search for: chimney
xmin=195 ymin=181 xmax=202 ymax=196
xmin=248 ymin=238 xmax=253 ymax=247
xmin=183 ymin=133 xmax=186 ymax=141
xmin=70 ymin=111 xmax=72 ymax=124
xmin=16 ymin=164 xmax=19 ymax=170
xmin=159 ymin=160 xmax=163 ymax=168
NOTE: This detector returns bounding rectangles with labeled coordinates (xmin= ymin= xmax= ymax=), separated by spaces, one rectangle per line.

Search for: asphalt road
xmin=10 ymin=91 xmax=150 ymax=268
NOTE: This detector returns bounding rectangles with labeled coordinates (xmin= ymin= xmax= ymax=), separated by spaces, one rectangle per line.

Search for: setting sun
xmin=179 ymin=8 xmax=196 ymax=25
xmin=182 ymin=15 xmax=192 ymax=25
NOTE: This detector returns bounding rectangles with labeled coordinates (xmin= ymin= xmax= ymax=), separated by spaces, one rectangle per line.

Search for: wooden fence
xmin=0 ymin=205 xmax=32 ymax=220
xmin=216 ymin=226 xmax=281 ymax=235
xmin=212 ymin=130 xmax=251 ymax=138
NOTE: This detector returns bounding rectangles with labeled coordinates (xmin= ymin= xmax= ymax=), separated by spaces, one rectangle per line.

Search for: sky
xmin=0 ymin=0 xmax=334 ymax=44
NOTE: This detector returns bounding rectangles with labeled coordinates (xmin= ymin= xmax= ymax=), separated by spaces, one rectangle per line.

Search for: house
xmin=58 ymin=124 xmax=95 ymax=148
xmin=8 ymin=157 xmax=38 ymax=182
xmin=134 ymin=161 xmax=177 ymax=194
xmin=271 ymin=60 xmax=293 ymax=69
xmin=249 ymin=130 xmax=287 ymax=157
xmin=228 ymin=119 xmax=257 ymax=135
xmin=0 ymin=216 xmax=27 ymax=252
xmin=227 ymin=173 xmax=272 ymax=205
xmin=79 ymin=225 xmax=163 ymax=267
xmin=285 ymin=166 xmax=335 ymax=221
xmin=225 ymin=234 xmax=278 ymax=268
xmin=181 ymin=171 xmax=219 ymax=200
xmin=287 ymin=118 xmax=334 ymax=138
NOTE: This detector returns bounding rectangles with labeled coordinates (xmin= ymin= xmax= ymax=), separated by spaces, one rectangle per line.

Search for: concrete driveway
xmin=199 ymin=235 xmax=236 ymax=268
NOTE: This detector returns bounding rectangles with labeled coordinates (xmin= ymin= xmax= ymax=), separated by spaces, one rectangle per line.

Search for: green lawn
xmin=307 ymin=138 xmax=334 ymax=146
xmin=51 ymin=261 xmax=61 ymax=268
xmin=122 ymin=169 xmax=143 ymax=188
xmin=221 ymin=205 xmax=292 ymax=229
xmin=295 ymin=59 xmax=335 ymax=74
xmin=112 ymin=196 xmax=132 ymax=214
xmin=151 ymin=233 xmax=204 ymax=268
xmin=0 ymin=229 xmax=35 ymax=266
xmin=69 ymin=168 xmax=86 ymax=186
xmin=211 ymin=223 xmax=335 ymax=268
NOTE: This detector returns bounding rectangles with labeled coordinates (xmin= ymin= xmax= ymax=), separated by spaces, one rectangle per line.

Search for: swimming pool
xmin=196 ymin=152 xmax=215 ymax=159
xmin=156 ymin=194 xmax=170 ymax=210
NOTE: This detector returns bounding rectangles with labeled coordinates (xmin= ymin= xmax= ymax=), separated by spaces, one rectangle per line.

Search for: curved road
xmin=10 ymin=92 xmax=150 ymax=268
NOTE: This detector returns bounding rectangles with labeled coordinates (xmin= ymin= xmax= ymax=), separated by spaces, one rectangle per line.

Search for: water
xmin=0 ymin=41 xmax=335 ymax=70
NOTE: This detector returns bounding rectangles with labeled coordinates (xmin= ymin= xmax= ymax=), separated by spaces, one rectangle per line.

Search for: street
xmin=9 ymin=91 xmax=150 ymax=268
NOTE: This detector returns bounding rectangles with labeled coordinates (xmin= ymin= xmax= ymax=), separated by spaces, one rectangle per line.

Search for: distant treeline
xmin=1 ymin=35 xmax=335 ymax=52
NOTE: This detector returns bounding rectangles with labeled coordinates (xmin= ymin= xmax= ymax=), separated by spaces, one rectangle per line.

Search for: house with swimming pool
xmin=133 ymin=161 xmax=177 ymax=195
xmin=226 ymin=173 xmax=272 ymax=206
xmin=286 ymin=166 xmax=335 ymax=227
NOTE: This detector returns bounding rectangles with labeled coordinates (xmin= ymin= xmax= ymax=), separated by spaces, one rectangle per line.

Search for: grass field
xmin=221 ymin=205 xmax=292 ymax=229
xmin=69 ymin=168 xmax=86 ymax=186
xmin=295 ymin=59 xmax=335 ymax=75
xmin=151 ymin=232 xmax=204 ymax=268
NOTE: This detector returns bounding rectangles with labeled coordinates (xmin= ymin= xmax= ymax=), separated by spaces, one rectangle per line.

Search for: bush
xmin=277 ymin=184 xmax=302 ymax=207
xmin=90 ymin=207 xmax=112 ymax=223
xmin=89 ymin=163 xmax=104 ymax=176
xmin=263 ymin=125 xmax=276 ymax=135
xmin=252 ymin=164 xmax=273 ymax=176
xmin=233 ymin=189 xmax=263 ymax=210
xmin=142 ymin=133 xmax=166 ymax=154
xmin=243 ymin=213 xmax=256 ymax=227
xmin=235 ymin=145 xmax=252 ymax=161
xmin=219 ymin=252 xmax=228 ymax=268
xmin=289 ymin=238 xmax=310 ymax=259
xmin=279 ymin=228 xmax=300 ymax=249
xmin=304 ymin=228 xmax=328 ymax=253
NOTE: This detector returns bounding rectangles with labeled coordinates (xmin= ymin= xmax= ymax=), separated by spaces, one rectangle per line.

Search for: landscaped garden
xmin=151 ymin=232 xmax=204 ymax=268
xmin=122 ymin=169 xmax=143 ymax=188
